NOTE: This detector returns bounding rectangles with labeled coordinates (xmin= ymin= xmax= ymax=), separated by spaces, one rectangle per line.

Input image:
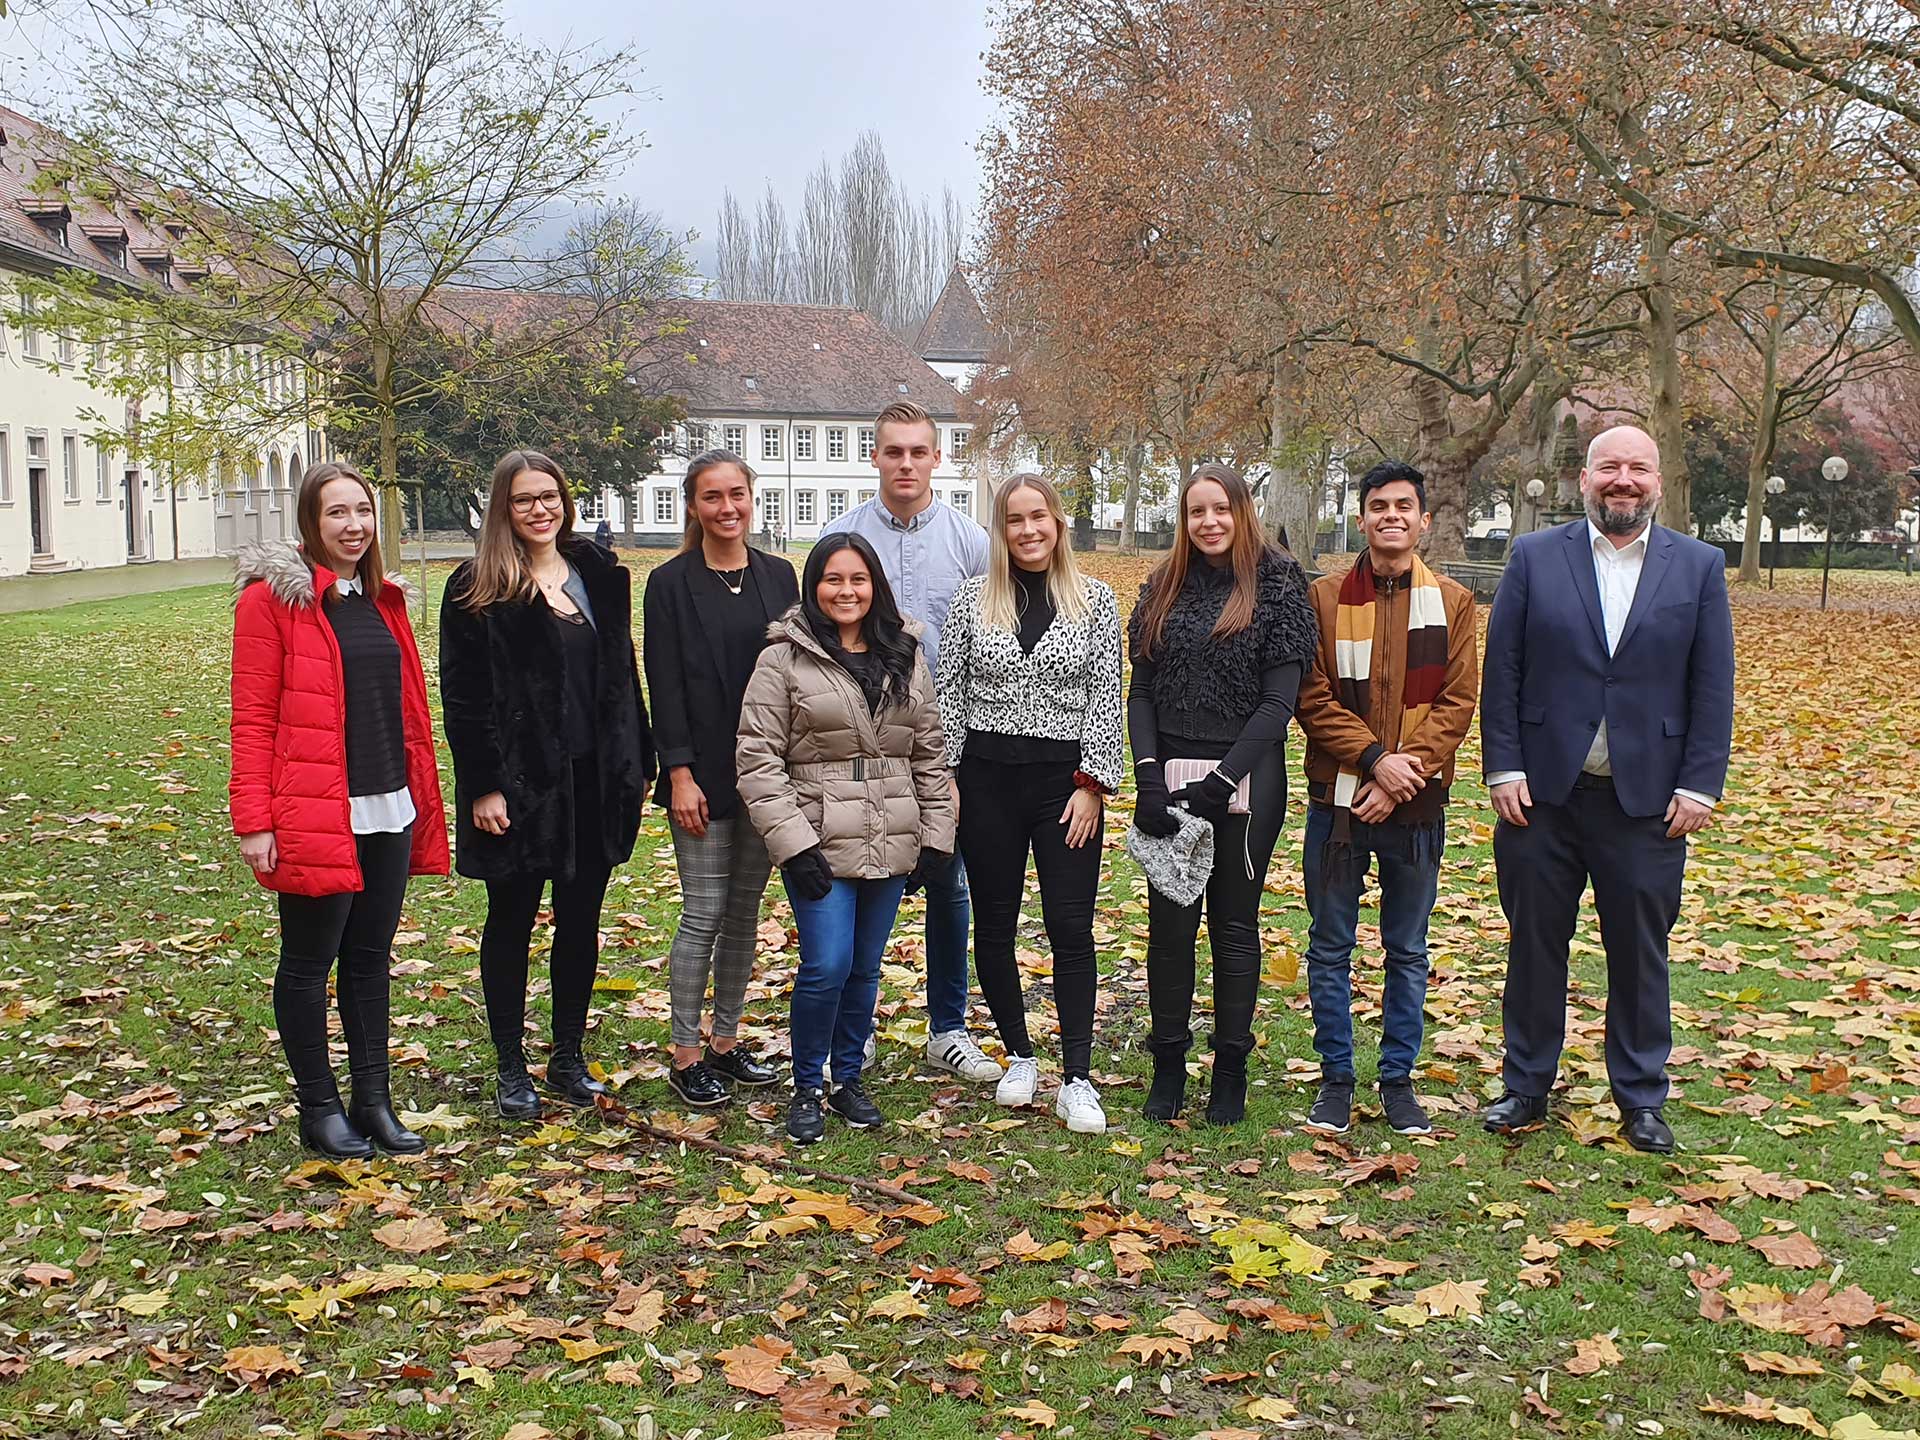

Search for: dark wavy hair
xmin=800 ymin=532 xmax=918 ymax=712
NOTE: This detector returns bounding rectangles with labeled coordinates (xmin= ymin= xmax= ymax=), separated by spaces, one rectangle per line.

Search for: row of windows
xmin=689 ymin=421 xmax=970 ymax=466
xmin=634 ymin=485 xmax=972 ymax=528
xmin=0 ymin=427 xmax=135 ymax=506
xmin=0 ymin=304 xmax=306 ymax=406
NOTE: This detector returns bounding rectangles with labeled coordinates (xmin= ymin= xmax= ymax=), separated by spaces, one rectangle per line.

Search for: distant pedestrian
xmin=594 ymin=518 xmax=614 ymax=552
xmin=230 ymin=461 xmax=448 ymax=1159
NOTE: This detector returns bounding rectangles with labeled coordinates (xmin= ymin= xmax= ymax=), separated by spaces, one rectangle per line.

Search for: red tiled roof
xmin=422 ymin=288 xmax=963 ymax=420
xmin=913 ymin=268 xmax=992 ymax=364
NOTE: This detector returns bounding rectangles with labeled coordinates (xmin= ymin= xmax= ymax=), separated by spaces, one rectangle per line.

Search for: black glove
xmin=1132 ymin=761 xmax=1181 ymax=839
xmin=1170 ymin=767 xmax=1238 ymax=823
xmin=902 ymin=846 xmax=950 ymax=897
xmin=781 ymin=846 xmax=835 ymax=902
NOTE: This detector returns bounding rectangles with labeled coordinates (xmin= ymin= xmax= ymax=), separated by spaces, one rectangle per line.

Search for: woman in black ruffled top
xmin=1127 ymin=462 xmax=1317 ymax=1126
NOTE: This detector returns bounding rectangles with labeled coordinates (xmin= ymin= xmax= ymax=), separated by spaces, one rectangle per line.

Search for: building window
xmin=827 ymin=490 xmax=848 ymax=521
xmin=794 ymin=427 xmax=815 ymax=462
xmin=684 ymin=420 xmax=709 ymax=452
xmin=62 ymin=434 xmax=79 ymax=500
xmin=763 ymin=489 xmax=783 ymax=532
xmin=724 ymin=423 xmax=744 ymax=454
xmin=795 ymin=489 xmax=816 ymax=525
xmin=761 ymin=425 xmax=782 ymax=462
xmin=0 ymin=427 xmax=11 ymax=503
xmin=858 ymin=427 xmax=876 ymax=462
xmin=578 ymin=488 xmax=605 ymax=522
xmin=653 ymin=488 xmax=675 ymax=526
xmin=20 ymin=296 xmax=41 ymax=360
xmin=951 ymin=487 xmax=972 ymax=518
xmin=827 ymin=427 xmax=847 ymax=462
xmin=950 ymin=427 xmax=970 ymax=460
xmin=96 ymin=445 xmax=113 ymax=501
xmin=243 ymin=466 xmax=257 ymax=513
xmin=858 ymin=488 xmax=876 ymax=505
xmin=57 ymin=330 xmax=75 ymax=367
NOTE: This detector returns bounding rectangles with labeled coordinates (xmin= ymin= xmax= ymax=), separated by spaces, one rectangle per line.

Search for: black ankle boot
xmin=348 ymin=1075 xmax=426 ymax=1155
xmin=1205 ymin=1059 xmax=1249 ymax=1126
xmin=1142 ymin=1036 xmax=1189 ymax=1123
xmin=495 ymin=1044 xmax=541 ymax=1121
xmin=298 ymin=1098 xmax=374 ymax=1159
xmin=545 ymin=1039 xmax=608 ymax=1107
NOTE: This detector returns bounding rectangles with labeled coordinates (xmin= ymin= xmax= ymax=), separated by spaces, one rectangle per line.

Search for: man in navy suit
xmin=1480 ymin=424 xmax=1735 ymax=1153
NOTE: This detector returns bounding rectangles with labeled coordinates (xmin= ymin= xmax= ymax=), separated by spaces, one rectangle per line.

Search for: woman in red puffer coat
xmin=230 ymin=461 xmax=447 ymax=1159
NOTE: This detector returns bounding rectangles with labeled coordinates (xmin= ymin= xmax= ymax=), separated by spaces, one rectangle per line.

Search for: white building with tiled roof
xmin=0 ymin=105 xmax=322 ymax=578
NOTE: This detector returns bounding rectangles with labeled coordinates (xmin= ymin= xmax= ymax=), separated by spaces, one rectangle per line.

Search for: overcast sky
xmin=0 ymin=0 xmax=1000 ymax=277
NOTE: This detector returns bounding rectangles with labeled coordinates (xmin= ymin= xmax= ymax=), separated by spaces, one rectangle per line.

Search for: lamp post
xmin=1819 ymin=454 xmax=1849 ymax=611
xmin=1765 ymin=474 xmax=1786 ymax=589
xmin=1906 ymin=465 xmax=1919 ymax=577
xmin=1523 ymin=476 xmax=1545 ymax=535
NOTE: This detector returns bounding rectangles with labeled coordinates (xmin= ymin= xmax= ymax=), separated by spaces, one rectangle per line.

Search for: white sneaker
xmin=1055 ymin=1077 xmax=1107 ymax=1135
xmin=824 ymin=1032 xmax=878 ymax=1087
xmin=996 ymin=1056 xmax=1041 ymax=1107
xmin=926 ymin=1029 xmax=1003 ymax=1083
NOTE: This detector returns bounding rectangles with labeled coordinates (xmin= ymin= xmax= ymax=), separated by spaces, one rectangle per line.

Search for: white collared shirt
xmin=1488 ymin=521 xmax=1715 ymax=808
xmin=333 ymin=572 xmax=417 ymax=835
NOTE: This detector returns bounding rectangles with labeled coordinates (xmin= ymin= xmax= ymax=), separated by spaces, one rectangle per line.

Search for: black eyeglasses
xmin=510 ymin=490 xmax=565 ymax=514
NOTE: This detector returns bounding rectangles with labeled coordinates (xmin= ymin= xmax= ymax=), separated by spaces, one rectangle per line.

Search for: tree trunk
xmin=1646 ymin=224 xmax=1691 ymax=533
xmin=1509 ymin=373 xmax=1571 ymax=557
xmin=1410 ymin=373 xmax=1469 ymax=562
xmin=1738 ymin=302 xmax=1784 ymax=583
xmin=1120 ymin=430 xmax=1142 ymax=551
xmin=373 ymin=335 xmax=406 ymax=563
xmin=1265 ymin=355 xmax=1316 ymax=557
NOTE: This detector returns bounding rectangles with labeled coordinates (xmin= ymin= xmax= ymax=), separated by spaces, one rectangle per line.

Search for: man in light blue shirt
xmin=820 ymin=400 xmax=997 ymax=1084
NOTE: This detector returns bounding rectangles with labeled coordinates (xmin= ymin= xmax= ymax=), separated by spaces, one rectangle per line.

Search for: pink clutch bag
xmin=1163 ymin=758 xmax=1251 ymax=815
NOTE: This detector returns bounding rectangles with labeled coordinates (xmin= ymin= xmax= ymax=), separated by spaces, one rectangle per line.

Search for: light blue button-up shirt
xmin=820 ymin=495 xmax=988 ymax=669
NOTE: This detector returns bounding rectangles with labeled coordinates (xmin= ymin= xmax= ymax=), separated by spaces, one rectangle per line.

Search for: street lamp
xmin=1906 ymin=465 xmax=1920 ymax=577
xmin=1524 ymin=476 xmax=1545 ymax=536
xmin=1765 ymin=474 xmax=1786 ymax=589
xmin=1819 ymin=454 xmax=1849 ymax=611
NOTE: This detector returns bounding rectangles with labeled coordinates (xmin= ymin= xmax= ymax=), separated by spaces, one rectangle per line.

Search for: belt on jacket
xmin=788 ymin=757 xmax=909 ymax=782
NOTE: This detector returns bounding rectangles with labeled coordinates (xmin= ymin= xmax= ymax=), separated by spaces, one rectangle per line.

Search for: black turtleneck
xmin=1012 ymin=563 xmax=1055 ymax=655
xmin=967 ymin=563 xmax=1081 ymax=770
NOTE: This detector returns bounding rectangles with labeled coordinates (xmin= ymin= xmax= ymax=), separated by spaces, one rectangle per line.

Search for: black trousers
xmin=275 ymin=827 xmax=413 ymax=1107
xmin=481 ymin=760 xmax=613 ymax=1054
xmin=957 ymin=753 xmax=1102 ymax=1079
xmin=1494 ymin=775 xmax=1688 ymax=1112
xmin=1146 ymin=744 xmax=1289 ymax=1060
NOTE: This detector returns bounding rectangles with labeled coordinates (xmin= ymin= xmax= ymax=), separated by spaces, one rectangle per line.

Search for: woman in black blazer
xmin=643 ymin=450 xmax=799 ymax=1109
xmin=440 ymin=449 xmax=656 ymax=1119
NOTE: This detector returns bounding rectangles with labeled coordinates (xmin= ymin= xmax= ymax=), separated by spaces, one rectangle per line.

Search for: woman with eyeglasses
xmin=440 ymin=450 xmax=656 ymax=1119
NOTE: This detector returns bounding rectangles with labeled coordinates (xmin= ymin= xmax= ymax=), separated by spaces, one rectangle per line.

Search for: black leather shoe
xmin=348 ymin=1077 xmax=426 ymax=1155
xmin=668 ymin=1060 xmax=732 ymax=1109
xmin=1205 ymin=1058 xmax=1249 ymax=1126
xmin=1142 ymin=1035 xmax=1188 ymax=1123
xmin=705 ymin=1045 xmax=780 ymax=1088
xmin=298 ymin=1099 xmax=374 ymax=1159
xmin=827 ymin=1079 xmax=885 ymax=1128
xmin=544 ymin=1041 xmax=608 ymax=1108
xmin=1622 ymin=1107 xmax=1676 ymax=1154
xmin=788 ymin=1087 xmax=826 ymax=1145
xmin=495 ymin=1048 xmax=541 ymax=1121
xmin=1482 ymin=1091 xmax=1550 ymax=1132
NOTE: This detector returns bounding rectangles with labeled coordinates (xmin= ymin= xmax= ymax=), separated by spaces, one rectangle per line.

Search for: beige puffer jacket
xmin=736 ymin=607 xmax=958 ymax=879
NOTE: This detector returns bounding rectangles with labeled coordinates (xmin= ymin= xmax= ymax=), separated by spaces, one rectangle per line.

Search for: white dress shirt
xmin=1488 ymin=522 xmax=1716 ymax=808
xmin=334 ymin=574 xmax=418 ymax=836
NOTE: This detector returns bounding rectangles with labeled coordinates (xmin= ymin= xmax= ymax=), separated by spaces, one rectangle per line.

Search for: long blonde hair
xmin=981 ymin=474 xmax=1089 ymax=632
xmin=458 ymin=449 xmax=576 ymax=611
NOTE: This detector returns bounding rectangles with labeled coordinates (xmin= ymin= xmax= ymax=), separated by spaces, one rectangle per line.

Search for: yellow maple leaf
xmin=866 ymin=1289 xmax=929 ymax=1321
xmin=1003 ymin=1400 xmax=1059 ymax=1429
xmin=1414 ymin=1278 xmax=1487 ymax=1317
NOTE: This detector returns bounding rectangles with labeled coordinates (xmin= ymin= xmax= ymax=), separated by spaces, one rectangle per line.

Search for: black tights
xmin=480 ymin=764 xmax=612 ymax=1054
xmin=275 ymin=827 xmax=413 ymax=1106
xmin=958 ymin=754 xmax=1101 ymax=1079
xmin=1146 ymin=745 xmax=1289 ymax=1059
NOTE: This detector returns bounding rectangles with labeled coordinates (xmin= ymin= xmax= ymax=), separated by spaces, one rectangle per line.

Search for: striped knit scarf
xmin=1328 ymin=551 xmax=1449 ymax=859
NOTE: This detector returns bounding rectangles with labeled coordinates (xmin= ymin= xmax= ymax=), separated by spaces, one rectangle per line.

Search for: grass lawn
xmin=1 ymin=554 xmax=1917 ymax=1440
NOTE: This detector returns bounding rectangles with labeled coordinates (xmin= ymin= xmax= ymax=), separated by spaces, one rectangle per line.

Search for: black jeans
xmin=480 ymin=760 xmax=613 ymax=1054
xmin=275 ymin=827 xmax=413 ymax=1107
xmin=957 ymin=753 xmax=1101 ymax=1079
xmin=1146 ymin=744 xmax=1289 ymax=1059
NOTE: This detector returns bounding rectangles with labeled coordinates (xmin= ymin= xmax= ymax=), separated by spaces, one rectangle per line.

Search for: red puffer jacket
xmin=229 ymin=539 xmax=449 ymax=896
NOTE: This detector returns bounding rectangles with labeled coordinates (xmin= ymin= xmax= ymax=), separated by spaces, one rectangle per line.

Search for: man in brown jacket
xmin=1295 ymin=461 xmax=1478 ymax=1137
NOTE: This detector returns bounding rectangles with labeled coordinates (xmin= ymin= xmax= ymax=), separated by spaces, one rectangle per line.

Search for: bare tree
xmin=751 ymin=184 xmax=790 ymax=302
xmin=714 ymin=189 xmax=753 ymax=303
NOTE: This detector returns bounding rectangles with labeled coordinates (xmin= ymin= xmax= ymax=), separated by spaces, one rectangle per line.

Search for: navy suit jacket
xmin=1480 ymin=520 xmax=1735 ymax=818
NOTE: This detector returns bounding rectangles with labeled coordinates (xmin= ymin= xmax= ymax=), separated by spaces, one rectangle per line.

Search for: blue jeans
xmin=789 ymin=876 xmax=909 ymax=1093
xmin=919 ymin=847 xmax=972 ymax=1034
xmin=1302 ymin=804 xmax=1442 ymax=1084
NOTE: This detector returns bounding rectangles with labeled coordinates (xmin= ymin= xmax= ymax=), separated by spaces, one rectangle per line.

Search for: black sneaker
xmin=787 ymin=1087 xmax=826 ymax=1146
xmin=705 ymin=1045 xmax=780 ymax=1088
xmin=827 ymin=1079 xmax=885 ymax=1129
xmin=1302 ymin=1080 xmax=1354 ymax=1135
xmin=1381 ymin=1082 xmax=1432 ymax=1135
xmin=668 ymin=1061 xmax=731 ymax=1110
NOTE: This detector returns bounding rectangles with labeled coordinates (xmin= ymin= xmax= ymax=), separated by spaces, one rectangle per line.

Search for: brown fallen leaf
xmin=370 ymin=1216 xmax=450 ymax=1255
xmin=1414 ymin=1278 xmax=1487 ymax=1317
xmin=716 ymin=1339 xmax=789 ymax=1396
xmin=220 ymin=1344 xmax=303 ymax=1385
xmin=1565 ymin=1333 xmax=1623 ymax=1375
xmin=1750 ymin=1232 xmax=1826 ymax=1270
xmin=808 ymin=1352 xmax=871 ymax=1395
xmin=1003 ymin=1400 xmax=1058 ymax=1429
xmin=1009 ymin=1298 xmax=1069 ymax=1334
xmin=1698 ymin=1392 xmax=1828 ymax=1435
xmin=1161 ymin=1308 xmax=1230 ymax=1343
xmin=1117 ymin=1333 xmax=1193 ymax=1365
xmin=1742 ymin=1351 xmax=1827 ymax=1377
xmin=23 ymin=1262 xmax=74 ymax=1287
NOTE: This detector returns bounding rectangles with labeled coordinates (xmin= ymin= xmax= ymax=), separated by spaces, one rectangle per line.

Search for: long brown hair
xmin=458 ymin=449 xmax=576 ymax=611
xmin=297 ymin=460 xmax=384 ymax=604
xmin=680 ymin=448 xmax=756 ymax=552
xmin=1133 ymin=462 xmax=1272 ymax=657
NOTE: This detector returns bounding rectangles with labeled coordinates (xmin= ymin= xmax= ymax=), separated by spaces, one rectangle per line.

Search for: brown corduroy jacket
xmin=1296 ymin=564 xmax=1479 ymax=809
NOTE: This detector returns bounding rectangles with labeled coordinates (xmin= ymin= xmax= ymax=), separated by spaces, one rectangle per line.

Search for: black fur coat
xmin=1129 ymin=547 xmax=1317 ymax=742
xmin=439 ymin=537 xmax=655 ymax=881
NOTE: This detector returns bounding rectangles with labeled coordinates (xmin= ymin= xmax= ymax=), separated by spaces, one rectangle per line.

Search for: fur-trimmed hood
xmin=233 ymin=537 xmax=413 ymax=609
